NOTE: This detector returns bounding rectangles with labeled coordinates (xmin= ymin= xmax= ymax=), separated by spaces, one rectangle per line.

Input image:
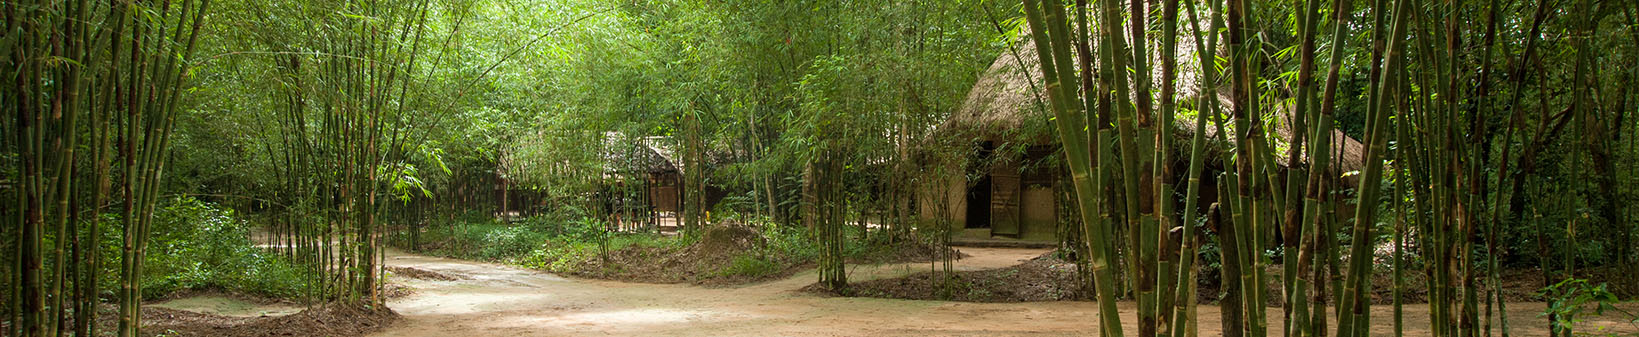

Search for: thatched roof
xmin=616 ymin=135 xmax=734 ymax=176
xmin=943 ymin=33 xmax=1367 ymax=176
xmin=941 ymin=38 xmax=1054 ymax=143
xmin=605 ymin=134 xmax=678 ymax=175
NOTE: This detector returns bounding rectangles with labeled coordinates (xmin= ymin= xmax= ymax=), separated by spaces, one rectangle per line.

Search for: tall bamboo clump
xmin=812 ymin=150 xmax=848 ymax=292
xmin=266 ymin=0 xmax=434 ymax=305
xmin=1400 ymin=0 xmax=1476 ymax=335
xmin=247 ymin=0 xmax=435 ymax=306
xmin=1017 ymin=0 xmax=1438 ymax=336
xmin=1022 ymin=0 xmax=1229 ymax=334
xmin=805 ymin=80 xmax=861 ymax=294
xmin=682 ymin=111 xmax=706 ymax=237
xmin=3 ymin=1 xmax=210 ymax=337
xmin=1020 ymin=0 xmax=1122 ymax=334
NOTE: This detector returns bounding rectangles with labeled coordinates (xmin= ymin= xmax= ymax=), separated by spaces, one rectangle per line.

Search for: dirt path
xmin=370 ymin=247 xmax=1639 ymax=336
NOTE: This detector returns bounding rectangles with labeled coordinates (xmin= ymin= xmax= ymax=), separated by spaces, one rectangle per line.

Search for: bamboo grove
xmin=1 ymin=0 xmax=445 ymax=336
xmin=4 ymin=0 xmax=210 ymax=336
xmin=1022 ymin=0 xmax=1636 ymax=336
xmin=1 ymin=0 xmax=1637 ymax=336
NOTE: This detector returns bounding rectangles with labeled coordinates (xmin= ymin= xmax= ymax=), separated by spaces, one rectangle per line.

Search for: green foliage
xmin=759 ymin=221 xmax=823 ymax=263
xmin=411 ymin=211 xmax=681 ymax=273
xmin=515 ymin=228 xmax=680 ymax=273
xmin=710 ymin=255 xmax=782 ymax=279
xmin=410 ymin=208 xmax=916 ymax=282
xmin=477 ymin=226 xmax=550 ymax=261
xmin=135 ymin=198 xmax=310 ymax=299
xmin=517 ymin=241 xmax=602 ymax=273
xmin=1537 ymin=278 xmax=1635 ymax=336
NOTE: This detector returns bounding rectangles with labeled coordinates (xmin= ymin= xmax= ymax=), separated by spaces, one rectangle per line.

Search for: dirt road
xmin=369 ymin=248 xmax=1638 ymax=336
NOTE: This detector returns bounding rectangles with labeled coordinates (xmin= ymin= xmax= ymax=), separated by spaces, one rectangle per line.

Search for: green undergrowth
xmin=142 ymin=198 xmax=312 ymax=299
xmin=400 ymin=211 xmax=678 ymax=265
xmin=513 ymin=232 xmax=683 ymax=272
xmin=399 ymin=212 xmax=941 ymax=284
xmin=80 ymin=197 xmax=314 ymax=300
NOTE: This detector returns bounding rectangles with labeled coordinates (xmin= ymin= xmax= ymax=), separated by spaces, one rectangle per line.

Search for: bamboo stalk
xmin=1021 ymin=1 xmax=1124 ymax=335
xmin=1291 ymin=0 xmax=1353 ymax=334
xmin=1086 ymin=0 xmax=1144 ymax=306
xmin=1336 ymin=1 xmax=1410 ymax=336
xmin=1154 ymin=0 xmax=1181 ymax=332
xmin=1168 ymin=1 xmax=1222 ymax=335
xmin=1223 ymin=0 xmax=1272 ymax=334
xmin=1282 ymin=0 xmax=1324 ymax=334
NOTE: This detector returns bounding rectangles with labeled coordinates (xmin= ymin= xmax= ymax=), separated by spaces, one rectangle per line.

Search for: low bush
xmin=516 ymin=241 xmax=600 ymax=272
xmin=477 ymin=225 xmax=548 ymax=260
xmin=710 ymin=254 xmax=782 ymax=279
xmin=134 ymin=197 xmax=311 ymax=299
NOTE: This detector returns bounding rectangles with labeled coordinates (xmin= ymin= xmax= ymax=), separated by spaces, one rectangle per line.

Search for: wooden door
xmin=990 ymin=165 xmax=1021 ymax=236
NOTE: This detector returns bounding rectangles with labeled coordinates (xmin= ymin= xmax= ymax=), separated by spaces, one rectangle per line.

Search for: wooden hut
xmin=602 ymin=136 xmax=684 ymax=230
xmin=605 ymin=136 xmax=728 ymax=230
xmin=923 ymin=36 xmax=1368 ymax=245
xmin=918 ymin=37 xmax=1063 ymax=244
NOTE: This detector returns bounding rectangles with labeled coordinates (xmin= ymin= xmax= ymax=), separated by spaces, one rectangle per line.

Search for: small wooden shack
xmin=603 ymin=136 xmax=684 ymax=229
xmin=605 ymin=136 xmax=728 ymax=230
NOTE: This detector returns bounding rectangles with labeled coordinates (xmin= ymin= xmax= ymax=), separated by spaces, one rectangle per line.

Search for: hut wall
xmin=917 ymin=155 xmax=1061 ymax=243
xmin=916 ymin=167 xmax=985 ymax=238
xmin=1019 ymin=184 xmax=1056 ymax=242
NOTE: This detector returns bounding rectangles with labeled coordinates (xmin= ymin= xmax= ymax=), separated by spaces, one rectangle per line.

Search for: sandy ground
xmin=150 ymin=296 xmax=304 ymax=318
xmin=369 ymin=247 xmax=1639 ymax=337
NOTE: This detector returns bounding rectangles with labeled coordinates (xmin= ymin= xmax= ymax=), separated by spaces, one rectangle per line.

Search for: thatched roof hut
xmin=939 ymin=34 xmax=1368 ymax=177
xmin=923 ymin=33 xmax=1371 ymax=245
xmin=604 ymin=135 xmax=679 ymax=175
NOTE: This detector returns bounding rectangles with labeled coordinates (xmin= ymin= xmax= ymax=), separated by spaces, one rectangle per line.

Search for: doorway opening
xmin=965 ymin=141 xmax=996 ymax=229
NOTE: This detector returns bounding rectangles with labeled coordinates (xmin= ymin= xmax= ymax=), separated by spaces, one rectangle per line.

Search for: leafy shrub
xmin=711 ymin=254 xmax=781 ymax=278
xmin=424 ymin=215 xmax=614 ymax=261
xmin=761 ymin=221 xmax=820 ymax=262
xmin=517 ymin=241 xmax=599 ymax=272
xmin=135 ymin=197 xmax=311 ymax=299
xmin=477 ymin=226 xmax=547 ymax=260
xmin=412 ymin=210 xmax=929 ymax=284
xmin=412 ymin=213 xmax=648 ymax=269
xmin=1538 ymin=278 xmax=1635 ymax=336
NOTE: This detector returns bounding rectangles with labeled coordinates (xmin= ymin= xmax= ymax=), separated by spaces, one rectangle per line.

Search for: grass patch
xmin=710 ymin=254 xmax=783 ymax=279
xmin=398 ymin=214 xmax=955 ymax=286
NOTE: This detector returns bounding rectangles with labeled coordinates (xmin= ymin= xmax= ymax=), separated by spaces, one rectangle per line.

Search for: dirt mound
xmin=693 ymin=225 xmax=762 ymax=255
xmin=818 ymin=251 xmax=1085 ymax=302
xmin=387 ymin=266 xmax=464 ymax=281
xmin=682 ymin=225 xmax=769 ymax=280
xmin=850 ymin=238 xmax=969 ymax=265
xmin=383 ymin=283 xmax=417 ymax=299
xmin=566 ymin=243 xmax=697 ymax=283
xmin=560 ymin=225 xmax=775 ymax=285
xmin=113 ymin=304 xmax=398 ymax=337
xmin=235 ymin=305 xmax=398 ymax=337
